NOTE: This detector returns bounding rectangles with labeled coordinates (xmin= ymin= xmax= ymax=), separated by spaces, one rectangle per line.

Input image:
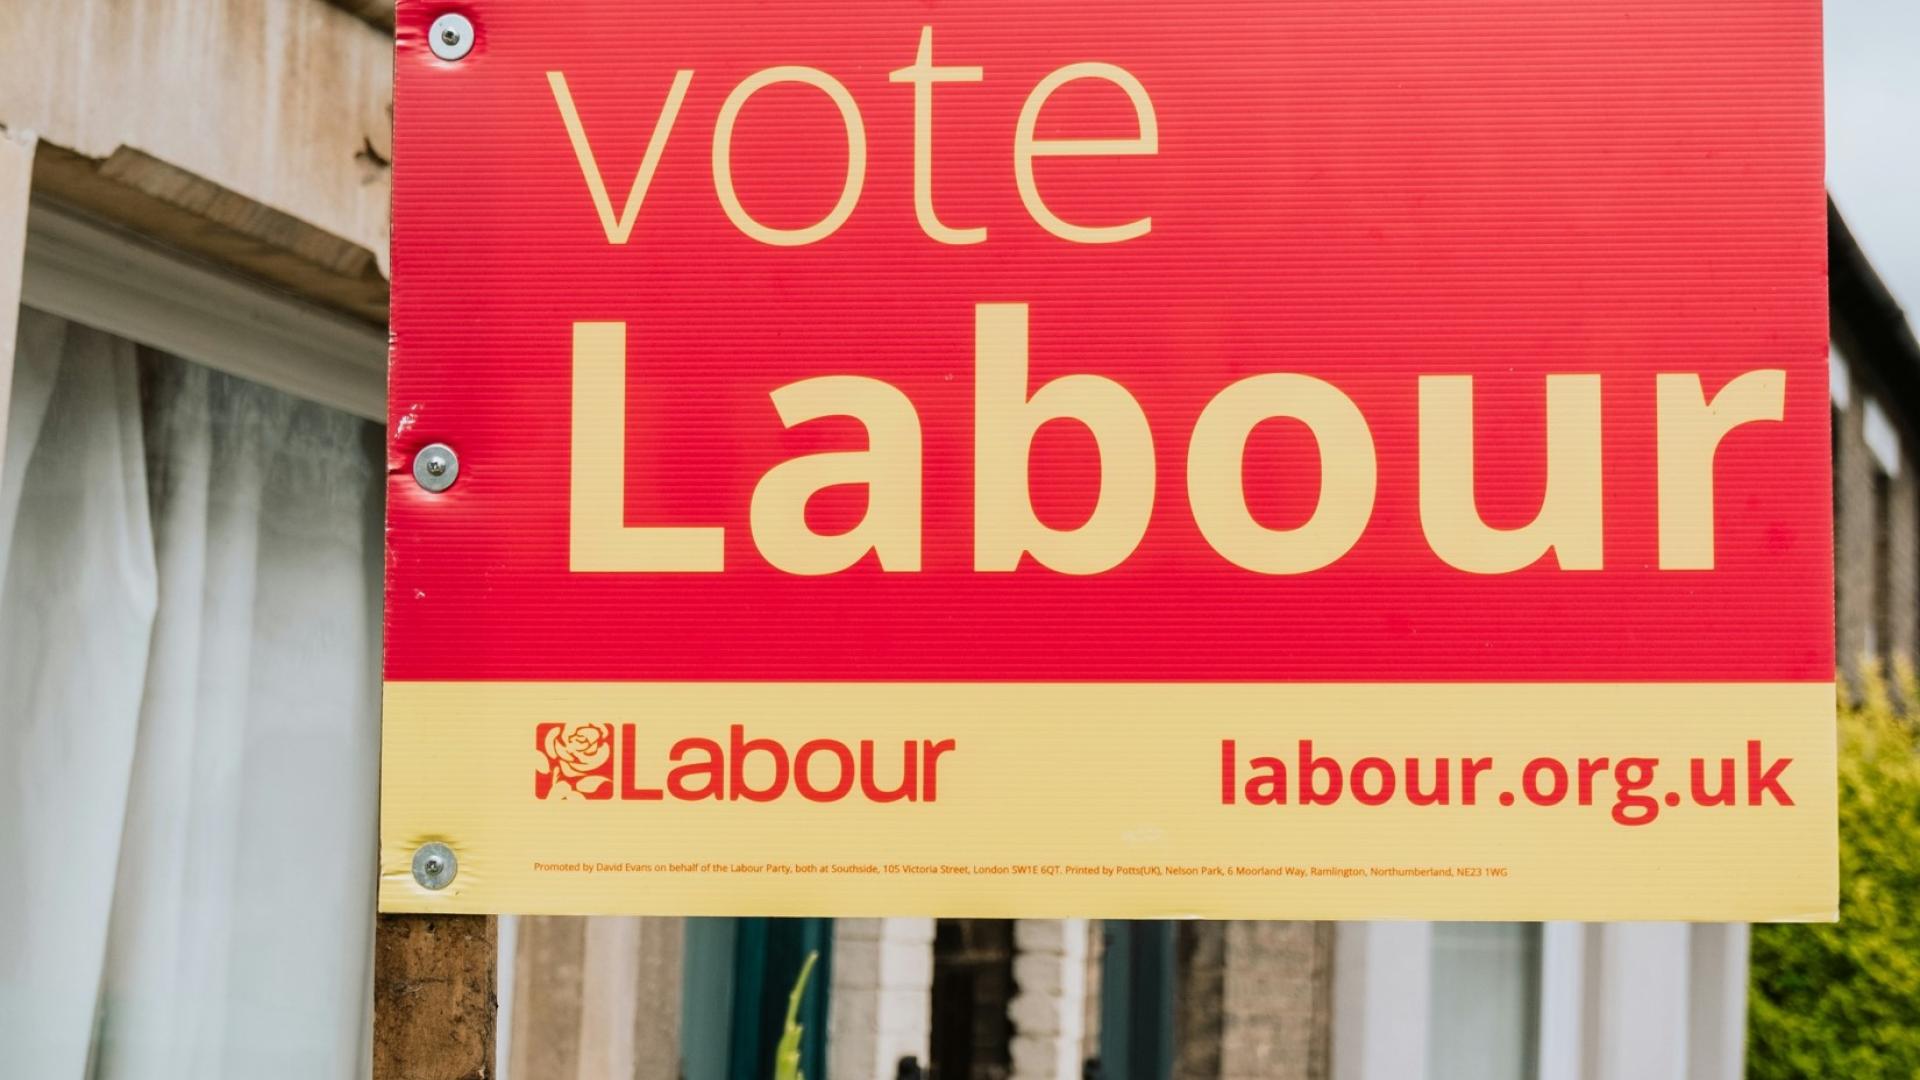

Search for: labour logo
xmin=535 ymin=723 xmax=615 ymax=800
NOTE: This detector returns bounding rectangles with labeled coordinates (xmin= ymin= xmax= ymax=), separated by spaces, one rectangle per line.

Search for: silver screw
xmin=428 ymin=13 xmax=475 ymax=62
xmin=412 ymin=842 xmax=458 ymax=890
xmin=412 ymin=442 xmax=460 ymax=492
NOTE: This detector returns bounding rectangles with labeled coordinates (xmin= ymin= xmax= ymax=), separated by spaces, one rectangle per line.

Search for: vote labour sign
xmin=380 ymin=0 xmax=1834 ymax=920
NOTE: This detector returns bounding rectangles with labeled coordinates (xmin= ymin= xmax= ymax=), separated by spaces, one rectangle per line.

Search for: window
xmin=1428 ymin=923 xmax=1542 ymax=1080
xmin=1 ymin=202 xmax=388 ymax=1079
xmin=1 ymin=310 xmax=383 ymax=1077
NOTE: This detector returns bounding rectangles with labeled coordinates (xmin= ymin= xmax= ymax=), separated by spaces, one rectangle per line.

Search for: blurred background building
xmin=1 ymin=1 xmax=1914 ymax=1078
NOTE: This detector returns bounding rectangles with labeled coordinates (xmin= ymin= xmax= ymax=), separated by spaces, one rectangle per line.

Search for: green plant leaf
xmin=773 ymin=951 xmax=819 ymax=1080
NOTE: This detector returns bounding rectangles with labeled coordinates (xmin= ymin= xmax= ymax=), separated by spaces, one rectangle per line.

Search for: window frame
xmin=1 ymin=187 xmax=392 ymax=1080
xmin=1333 ymin=921 xmax=1748 ymax=1080
xmin=16 ymin=199 xmax=386 ymax=422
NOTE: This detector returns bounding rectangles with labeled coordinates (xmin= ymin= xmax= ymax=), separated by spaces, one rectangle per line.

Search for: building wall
xmin=7 ymin=5 xmax=1910 ymax=1079
xmin=0 ymin=0 xmax=391 ymax=326
xmin=0 ymin=0 xmax=390 ymax=263
xmin=1833 ymin=347 xmax=1918 ymax=688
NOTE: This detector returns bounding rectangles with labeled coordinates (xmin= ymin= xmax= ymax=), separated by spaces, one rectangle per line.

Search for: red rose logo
xmin=535 ymin=723 xmax=614 ymax=800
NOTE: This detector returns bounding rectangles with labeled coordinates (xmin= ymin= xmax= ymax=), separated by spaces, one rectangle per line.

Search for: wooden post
xmin=374 ymin=914 xmax=498 ymax=1080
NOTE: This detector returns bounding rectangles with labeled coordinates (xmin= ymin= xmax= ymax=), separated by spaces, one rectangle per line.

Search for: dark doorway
xmin=930 ymin=918 xmax=1017 ymax=1079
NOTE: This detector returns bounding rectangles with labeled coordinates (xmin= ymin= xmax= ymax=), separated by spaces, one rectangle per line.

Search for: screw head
xmin=412 ymin=842 xmax=458 ymax=890
xmin=428 ymin=13 xmax=475 ymax=62
xmin=412 ymin=443 xmax=460 ymax=492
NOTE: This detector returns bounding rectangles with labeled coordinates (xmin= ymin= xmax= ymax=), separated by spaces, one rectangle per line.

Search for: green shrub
xmin=1749 ymin=673 xmax=1920 ymax=1078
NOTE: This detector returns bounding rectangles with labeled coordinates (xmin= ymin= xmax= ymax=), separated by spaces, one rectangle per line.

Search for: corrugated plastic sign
xmin=382 ymin=0 xmax=1835 ymax=919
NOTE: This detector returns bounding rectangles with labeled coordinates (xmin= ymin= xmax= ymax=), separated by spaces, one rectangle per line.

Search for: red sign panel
xmin=382 ymin=0 xmax=1833 ymax=920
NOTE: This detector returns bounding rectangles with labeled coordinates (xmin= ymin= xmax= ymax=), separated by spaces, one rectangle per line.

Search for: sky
xmin=1827 ymin=0 xmax=1920 ymax=316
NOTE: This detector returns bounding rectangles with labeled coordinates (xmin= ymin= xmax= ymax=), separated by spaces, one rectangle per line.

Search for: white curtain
xmin=0 ymin=307 xmax=382 ymax=1078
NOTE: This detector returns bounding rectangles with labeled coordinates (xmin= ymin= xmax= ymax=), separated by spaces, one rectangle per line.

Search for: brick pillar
xmin=1222 ymin=922 xmax=1333 ymax=1080
xmin=1178 ymin=922 xmax=1333 ymax=1080
xmin=829 ymin=918 xmax=935 ymax=1079
xmin=1009 ymin=919 xmax=1091 ymax=1079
